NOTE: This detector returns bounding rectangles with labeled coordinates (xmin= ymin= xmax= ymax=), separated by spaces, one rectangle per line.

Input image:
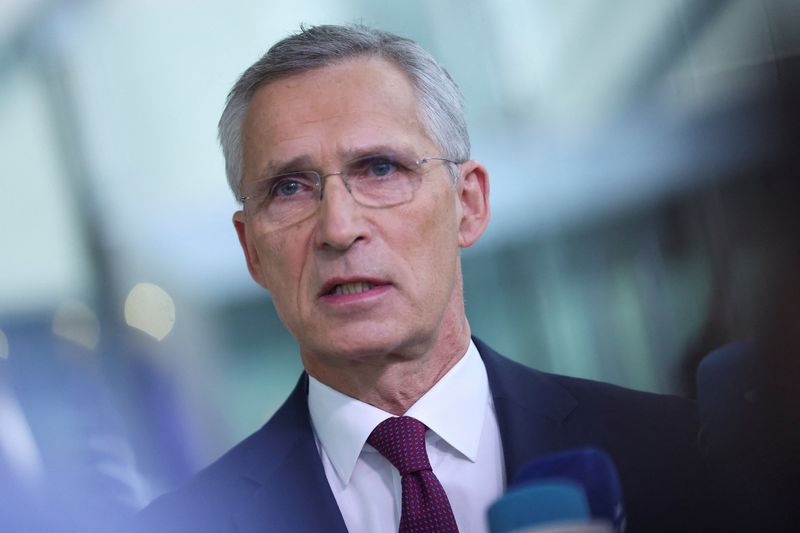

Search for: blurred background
xmin=1 ymin=0 xmax=798 ymax=529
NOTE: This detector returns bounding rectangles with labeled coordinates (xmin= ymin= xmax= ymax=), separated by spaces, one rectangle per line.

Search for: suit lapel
xmin=231 ymin=374 xmax=348 ymax=533
xmin=230 ymin=338 xmax=577 ymax=530
xmin=475 ymin=337 xmax=579 ymax=483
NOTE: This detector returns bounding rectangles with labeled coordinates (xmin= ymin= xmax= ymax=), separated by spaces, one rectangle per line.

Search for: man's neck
xmin=303 ymin=316 xmax=472 ymax=415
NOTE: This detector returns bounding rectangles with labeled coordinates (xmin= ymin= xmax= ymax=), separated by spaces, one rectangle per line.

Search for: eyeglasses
xmin=239 ymin=152 xmax=462 ymax=227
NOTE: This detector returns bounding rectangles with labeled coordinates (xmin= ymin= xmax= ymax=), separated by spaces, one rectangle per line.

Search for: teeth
xmin=332 ymin=282 xmax=376 ymax=295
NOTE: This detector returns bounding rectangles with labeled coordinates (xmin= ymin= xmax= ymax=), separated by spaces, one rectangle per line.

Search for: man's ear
xmin=456 ymin=161 xmax=490 ymax=248
xmin=233 ymin=211 xmax=269 ymax=289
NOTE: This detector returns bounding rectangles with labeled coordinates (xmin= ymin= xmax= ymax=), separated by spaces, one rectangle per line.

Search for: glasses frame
xmin=238 ymin=154 xmax=463 ymax=225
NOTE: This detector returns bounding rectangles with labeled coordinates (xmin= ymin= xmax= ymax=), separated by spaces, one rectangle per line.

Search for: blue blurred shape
xmin=488 ymin=480 xmax=590 ymax=533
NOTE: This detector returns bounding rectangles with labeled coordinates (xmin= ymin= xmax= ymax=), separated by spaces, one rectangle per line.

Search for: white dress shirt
xmin=308 ymin=340 xmax=505 ymax=533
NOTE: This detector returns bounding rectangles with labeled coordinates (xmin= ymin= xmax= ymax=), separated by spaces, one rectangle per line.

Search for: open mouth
xmin=329 ymin=282 xmax=376 ymax=296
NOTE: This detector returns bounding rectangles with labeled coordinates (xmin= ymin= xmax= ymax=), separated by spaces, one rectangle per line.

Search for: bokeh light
xmin=0 ymin=329 xmax=8 ymax=359
xmin=51 ymin=299 xmax=101 ymax=350
xmin=124 ymin=282 xmax=176 ymax=341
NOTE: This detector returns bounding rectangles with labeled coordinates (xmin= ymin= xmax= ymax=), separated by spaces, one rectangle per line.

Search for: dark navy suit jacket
xmin=131 ymin=337 xmax=713 ymax=532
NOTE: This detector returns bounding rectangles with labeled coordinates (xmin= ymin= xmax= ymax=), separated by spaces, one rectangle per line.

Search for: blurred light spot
xmin=0 ymin=388 xmax=44 ymax=489
xmin=52 ymin=299 xmax=101 ymax=350
xmin=0 ymin=329 xmax=8 ymax=359
xmin=124 ymin=283 xmax=175 ymax=341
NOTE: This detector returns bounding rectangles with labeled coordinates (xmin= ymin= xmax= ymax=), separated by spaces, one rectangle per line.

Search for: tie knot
xmin=367 ymin=416 xmax=431 ymax=475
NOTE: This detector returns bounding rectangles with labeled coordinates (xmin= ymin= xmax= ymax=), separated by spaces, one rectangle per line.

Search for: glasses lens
xmin=344 ymin=154 xmax=421 ymax=207
xmin=243 ymin=171 xmax=320 ymax=225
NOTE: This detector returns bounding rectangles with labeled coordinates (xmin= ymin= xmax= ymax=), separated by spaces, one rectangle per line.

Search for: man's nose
xmin=314 ymin=175 xmax=366 ymax=251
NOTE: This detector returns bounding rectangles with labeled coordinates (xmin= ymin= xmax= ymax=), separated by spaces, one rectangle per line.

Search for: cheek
xmin=258 ymin=238 xmax=310 ymax=337
xmin=256 ymin=231 xmax=305 ymax=297
xmin=401 ymin=192 xmax=460 ymax=282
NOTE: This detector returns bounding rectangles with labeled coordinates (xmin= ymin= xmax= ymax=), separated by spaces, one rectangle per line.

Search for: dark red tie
xmin=368 ymin=416 xmax=459 ymax=533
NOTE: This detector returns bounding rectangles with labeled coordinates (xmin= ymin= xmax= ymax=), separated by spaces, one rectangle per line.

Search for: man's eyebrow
xmin=259 ymin=143 xmax=418 ymax=179
xmin=260 ymin=155 xmax=316 ymax=180
xmin=339 ymin=144 xmax=415 ymax=161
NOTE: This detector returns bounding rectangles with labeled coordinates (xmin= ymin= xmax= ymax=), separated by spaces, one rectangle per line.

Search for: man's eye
xmin=269 ymin=174 xmax=313 ymax=198
xmin=367 ymin=157 xmax=397 ymax=177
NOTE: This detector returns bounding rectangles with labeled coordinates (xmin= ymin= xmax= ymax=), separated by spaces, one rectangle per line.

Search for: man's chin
xmin=301 ymin=330 xmax=425 ymax=366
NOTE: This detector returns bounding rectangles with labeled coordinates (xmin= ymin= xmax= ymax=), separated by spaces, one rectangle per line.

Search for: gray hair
xmin=218 ymin=24 xmax=470 ymax=200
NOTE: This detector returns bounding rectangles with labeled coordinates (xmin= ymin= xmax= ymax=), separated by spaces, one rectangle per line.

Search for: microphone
xmin=488 ymin=448 xmax=625 ymax=533
xmin=487 ymin=480 xmax=610 ymax=533
xmin=695 ymin=342 xmax=757 ymax=463
xmin=695 ymin=342 xmax=800 ymax=531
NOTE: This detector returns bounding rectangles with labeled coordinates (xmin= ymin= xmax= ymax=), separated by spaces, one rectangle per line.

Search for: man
xmin=132 ymin=24 xmax=714 ymax=533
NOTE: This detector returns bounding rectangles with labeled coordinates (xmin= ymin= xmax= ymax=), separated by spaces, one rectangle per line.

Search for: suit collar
xmin=232 ymin=374 xmax=348 ymax=533
xmin=228 ymin=337 xmax=576 ymax=530
xmin=474 ymin=336 xmax=578 ymax=483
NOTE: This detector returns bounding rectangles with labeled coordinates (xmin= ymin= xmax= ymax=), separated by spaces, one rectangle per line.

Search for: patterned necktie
xmin=368 ymin=416 xmax=459 ymax=533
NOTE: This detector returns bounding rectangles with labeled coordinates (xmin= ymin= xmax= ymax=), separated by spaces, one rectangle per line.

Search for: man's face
xmin=233 ymin=57 xmax=488 ymax=371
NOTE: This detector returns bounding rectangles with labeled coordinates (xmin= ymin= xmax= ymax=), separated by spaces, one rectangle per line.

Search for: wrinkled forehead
xmin=240 ymin=57 xmax=437 ymax=179
xmin=245 ymin=56 xmax=425 ymax=130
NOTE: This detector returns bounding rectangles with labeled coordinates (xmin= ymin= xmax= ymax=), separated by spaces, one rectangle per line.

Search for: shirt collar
xmin=307 ymin=339 xmax=489 ymax=485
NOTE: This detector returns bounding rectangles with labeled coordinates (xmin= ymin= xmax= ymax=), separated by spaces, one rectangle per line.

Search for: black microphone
xmin=696 ymin=342 xmax=757 ymax=461
xmin=696 ymin=342 xmax=800 ymax=531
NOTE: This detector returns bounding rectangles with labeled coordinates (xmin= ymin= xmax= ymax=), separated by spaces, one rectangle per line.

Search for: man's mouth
xmin=329 ymin=282 xmax=376 ymax=296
